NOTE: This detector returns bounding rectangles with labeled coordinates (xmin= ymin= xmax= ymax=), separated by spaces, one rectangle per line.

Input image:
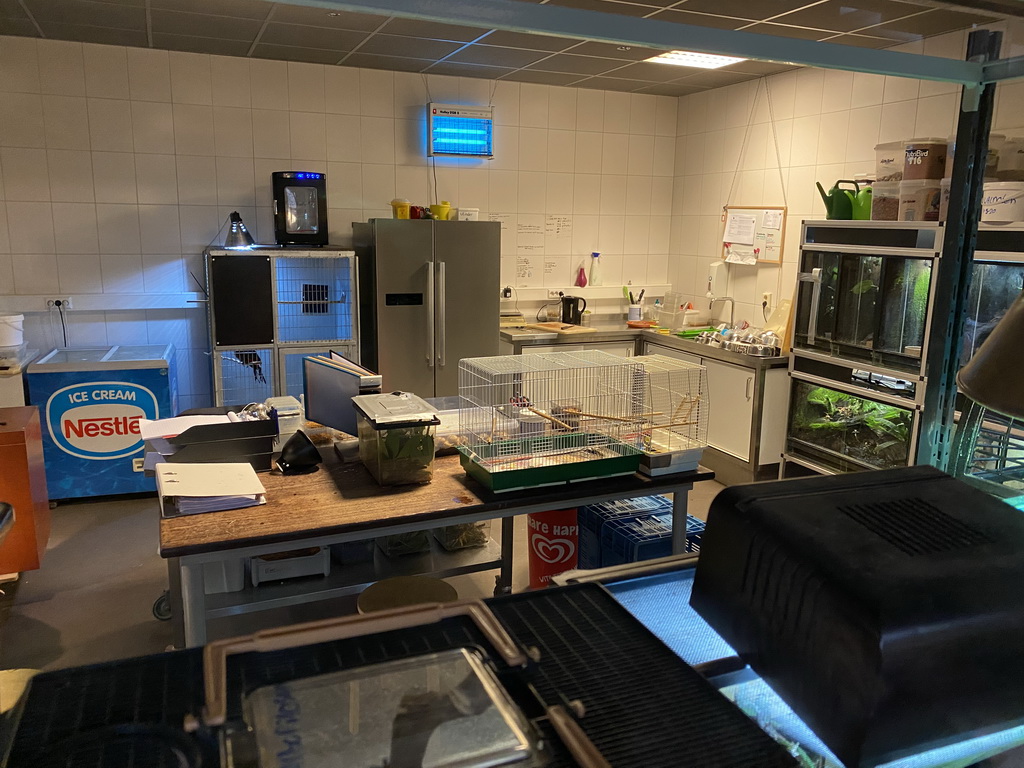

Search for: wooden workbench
xmin=160 ymin=449 xmax=714 ymax=647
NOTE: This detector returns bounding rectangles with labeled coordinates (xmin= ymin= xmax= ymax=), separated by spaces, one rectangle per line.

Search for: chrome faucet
xmin=709 ymin=296 xmax=735 ymax=328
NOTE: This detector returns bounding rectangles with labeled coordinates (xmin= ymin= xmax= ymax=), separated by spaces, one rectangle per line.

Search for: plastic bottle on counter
xmin=589 ymin=252 xmax=603 ymax=286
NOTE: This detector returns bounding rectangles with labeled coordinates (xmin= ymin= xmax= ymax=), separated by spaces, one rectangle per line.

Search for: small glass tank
xmin=787 ymin=380 xmax=915 ymax=471
xmin=961 ymin=261 xmax=1024 ymax=365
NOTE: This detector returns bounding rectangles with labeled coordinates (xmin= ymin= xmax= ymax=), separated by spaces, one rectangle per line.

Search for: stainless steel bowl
xmin=746 ymin=343 xmax=780 ymax=357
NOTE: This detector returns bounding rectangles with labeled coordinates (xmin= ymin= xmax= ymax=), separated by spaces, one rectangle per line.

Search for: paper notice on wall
xmin=488 ymin=212 xmax=516 ymax=256
xmin=723 ymin=212 xmax=757 ymax=245
xmin=762 ymin=210 xmax=783 ymax=230
xmin=762 ymin=229 xmax=781 ymax=260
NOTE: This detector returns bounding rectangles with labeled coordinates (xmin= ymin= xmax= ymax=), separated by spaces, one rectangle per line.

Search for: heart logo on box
xmin=531 ymin=533 xmax=575 ymax=564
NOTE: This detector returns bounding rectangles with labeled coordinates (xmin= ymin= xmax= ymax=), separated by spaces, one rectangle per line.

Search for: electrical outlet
xmin=761 ymin=292 xmax=773 ymax=309
xmin=547 ymin=289 xmax=562 ymax=299
xmin=46 ymin=297 xmax=72 ymax=310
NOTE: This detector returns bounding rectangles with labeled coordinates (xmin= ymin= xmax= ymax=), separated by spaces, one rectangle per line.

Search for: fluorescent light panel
xmin=645 ymin=50 xmax=746 ymax=69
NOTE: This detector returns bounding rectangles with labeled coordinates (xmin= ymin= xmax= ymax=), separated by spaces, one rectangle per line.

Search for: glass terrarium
xmin=353 ymin=392 xmax=440 ymax=486
xmin=794 ymin=250 xmax=932 ymax=374
xmin=960 ymin=261 xmax=1024 ymax=365
xmin=787 ymin=379 xmax=917 ymax=472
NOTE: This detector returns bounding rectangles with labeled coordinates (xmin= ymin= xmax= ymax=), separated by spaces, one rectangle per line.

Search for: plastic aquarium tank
xmin=961 ymin=261 xmax=1024 ymax=365
xmin=787 ymin=380 xmax=914 ymax=471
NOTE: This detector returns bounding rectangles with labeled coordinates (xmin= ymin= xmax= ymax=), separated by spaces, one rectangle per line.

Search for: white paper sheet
xmin=762 ymin=210 xmax=783 ymax=230
xmin=139 ymin=415 xmax=231 ymax=440
xmin=723 ymin=212 xmax=757 ymax=245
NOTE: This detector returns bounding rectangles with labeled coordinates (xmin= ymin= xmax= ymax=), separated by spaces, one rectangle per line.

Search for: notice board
xmin=720 ymin=205 xmax=787 ymax=265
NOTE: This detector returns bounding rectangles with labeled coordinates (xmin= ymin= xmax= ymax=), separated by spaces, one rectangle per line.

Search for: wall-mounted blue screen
xmin=430 ymin=115 xmax=493 ymax=157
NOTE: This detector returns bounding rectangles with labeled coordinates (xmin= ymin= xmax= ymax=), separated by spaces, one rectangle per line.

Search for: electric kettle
xmin=560 ymin=295 xmax=587 ymax=325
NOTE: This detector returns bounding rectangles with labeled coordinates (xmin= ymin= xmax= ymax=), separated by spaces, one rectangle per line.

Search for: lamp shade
xmin=224 ymin=211 xmax=255 ymax=248
xmin=276 ymin=430 xmax=321 ymax=475
xmin=957 ymin=290 xmax=1024 ymax=419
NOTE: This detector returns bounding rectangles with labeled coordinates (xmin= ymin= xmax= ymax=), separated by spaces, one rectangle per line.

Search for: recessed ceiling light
xmin=327 ymin=11 xmax=342 ymax=16
xmin=645 ymin=50 xmax=746 ymax=69
xmin=616 ymin=46 xmax=632 ymax=51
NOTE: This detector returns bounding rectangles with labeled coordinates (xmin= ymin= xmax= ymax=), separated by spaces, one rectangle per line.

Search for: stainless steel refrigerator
xmin=353 ymin=219 xmax=500 ymax=397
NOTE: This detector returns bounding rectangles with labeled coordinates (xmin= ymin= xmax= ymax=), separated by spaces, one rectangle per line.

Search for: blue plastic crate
xmin=601 ymin=512 xmax=706 ymax=567
xmin=578 ymin=495 xmax=673 ymax=569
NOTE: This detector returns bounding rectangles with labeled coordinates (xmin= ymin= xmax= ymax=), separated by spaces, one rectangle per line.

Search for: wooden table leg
xmin=179 ymin=558 xmax=208 ymax=647
xmin=671 ymin=484 xmax=694 ymax=555
xmin=495 ymin=516 xmax=515 ymax=596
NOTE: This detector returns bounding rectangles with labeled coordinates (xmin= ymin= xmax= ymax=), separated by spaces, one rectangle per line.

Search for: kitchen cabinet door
xmin=641 ymin=343 xmax=702 ymax=367
xmin=704 ymin=359 xmax=754 ymax=462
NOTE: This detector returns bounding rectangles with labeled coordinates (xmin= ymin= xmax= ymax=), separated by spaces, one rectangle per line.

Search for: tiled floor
xmin=0 ymin=479 xmax=725 ymax=672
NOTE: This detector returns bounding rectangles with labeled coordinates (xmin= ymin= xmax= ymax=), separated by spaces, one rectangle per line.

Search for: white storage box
xmin=251 ymin=546 xmax=330 ymax=586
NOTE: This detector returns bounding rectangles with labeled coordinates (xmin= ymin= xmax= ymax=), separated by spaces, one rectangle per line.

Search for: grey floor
xmin=0 ymin=480 xmax=725 ymax=673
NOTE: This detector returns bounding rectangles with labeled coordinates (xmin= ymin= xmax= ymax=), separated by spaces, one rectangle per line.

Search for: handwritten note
xmin=488 ymin=212 xmax=516 ymax=256
xmin=544 ymin=215 xmax=573 ymax=240
xmin=517 ymin=214 xmax=545 ymax=255
xmin=723 ymin=212 xmax=757 ymax=245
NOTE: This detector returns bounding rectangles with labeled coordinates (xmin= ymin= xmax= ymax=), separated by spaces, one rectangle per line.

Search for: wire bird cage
xmin=216 ymin=348 xmax=274 ymax=404
xmin=631 ymin=355 xmax=709 ymax=475
xmin=458 ymin=350 xmax=648 ymax=492
xmin=275 ymin=254 xmax=353 ymax=344
xmin=951 ymin=404 xmax=1024 ymax=506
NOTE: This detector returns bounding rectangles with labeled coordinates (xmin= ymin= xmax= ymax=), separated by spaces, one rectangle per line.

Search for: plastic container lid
xmin=906 ymin=137 xmax=948 ymax=144
xmin=873 ymin=181 xmax=900 ymax=193
xmin=875 ymin=140 xmax=904 ymax=151
xmin=900 ymin=179 xmax=942 ymax=189
xmin=352 ymin=391 xmax=439 ymax=429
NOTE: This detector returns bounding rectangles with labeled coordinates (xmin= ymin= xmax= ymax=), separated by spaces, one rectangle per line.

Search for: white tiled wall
xmin=669 ymin=25 xmax=1024 ymax=328
xmin=0 ymin=35 xmax=676 ymax=408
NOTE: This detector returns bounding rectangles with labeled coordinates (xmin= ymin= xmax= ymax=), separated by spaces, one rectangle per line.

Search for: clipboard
xmin=721 ymin=205 xmax=787 ymax=265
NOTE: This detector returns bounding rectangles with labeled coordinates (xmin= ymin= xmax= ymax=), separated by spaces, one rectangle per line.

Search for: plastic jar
xmin=875 ymin=141 xmax=904 ymax=182
xmin=997 ymin=138 xmax=1024 ymax=181
xmin=898 ymin=179 xmax=941 ymax=221
xmin=871 ymin=181 xmax=900 ymax=221
xmin=939 ymin=179 xmax=951 ymax=222
xmin=904 ymin=138 xmax=948 ymax=180
xmin=981 ymin=181 xmax=1024 ymax=223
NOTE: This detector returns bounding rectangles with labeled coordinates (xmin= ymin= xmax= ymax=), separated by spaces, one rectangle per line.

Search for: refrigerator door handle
xmin=437 ymin=260 xmax=446 ymax=367
xmin=426 ymin=261 xmax=435 ymax=367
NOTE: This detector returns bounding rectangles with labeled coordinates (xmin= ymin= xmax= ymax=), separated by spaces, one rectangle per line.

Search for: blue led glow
xmin=430 ymin=114 xmax=493 ymax=157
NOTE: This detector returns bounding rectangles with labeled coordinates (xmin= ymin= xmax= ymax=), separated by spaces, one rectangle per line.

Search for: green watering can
xmin=816 ymin=180 xmax=872 ymax=220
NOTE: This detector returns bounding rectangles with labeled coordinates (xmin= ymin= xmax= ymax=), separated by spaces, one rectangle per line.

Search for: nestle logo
xmin=63 ymin=416 xmax=141 ymax=439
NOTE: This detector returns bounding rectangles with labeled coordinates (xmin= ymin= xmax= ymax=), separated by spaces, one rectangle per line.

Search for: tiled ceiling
xmin=0 ymin=0 xmax=1008 ymax=95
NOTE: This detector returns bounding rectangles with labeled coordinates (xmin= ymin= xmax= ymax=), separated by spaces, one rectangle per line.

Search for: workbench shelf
xmin=204 ymin=536 xmax=502 ymax=620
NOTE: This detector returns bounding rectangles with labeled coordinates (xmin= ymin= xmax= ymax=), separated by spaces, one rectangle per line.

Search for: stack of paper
xmin=156 ymin=463 xmax=266 ymax=518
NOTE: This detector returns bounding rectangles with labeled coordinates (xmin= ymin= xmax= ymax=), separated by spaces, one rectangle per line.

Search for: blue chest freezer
xmin=26 ymin=345 xmax=177 ymax=500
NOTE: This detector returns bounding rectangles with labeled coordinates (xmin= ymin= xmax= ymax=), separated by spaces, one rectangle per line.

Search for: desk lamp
xmin=223 ymin=211 xmax=255 ymax=249
xmin=276 ymin=430 xmax=321 ymax=475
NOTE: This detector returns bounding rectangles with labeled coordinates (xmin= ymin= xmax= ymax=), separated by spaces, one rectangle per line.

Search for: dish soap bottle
xmin=589 ymin=252 xmax=603 ymax=286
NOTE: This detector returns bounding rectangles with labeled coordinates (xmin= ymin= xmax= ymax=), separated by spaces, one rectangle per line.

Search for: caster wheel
xmin=152 ymin=591 xmax=172 ymax=621
xmin=492 ymin=576 xmax=512 ymax=597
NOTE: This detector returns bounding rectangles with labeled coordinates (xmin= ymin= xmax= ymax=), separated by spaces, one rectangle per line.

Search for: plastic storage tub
xmin=433 ymin=521 xmax=490 ymax=551
xmin=899 ymin=179 xmax=942 ymax=221
xmin=578 ymin=495 xmax=672 ymax=569
xmin=981 ymin=181 xmax=1024 ymax=223
xmin=600 ymin=512 xmax=706 ymax=566
xmin=353 ymin=391 xmax=439 ymax=486
xmin=874 ymin=141 xmax=904 ymax=182
xmin=904 ymin=138 xmax=947 ymax=180
xmin=871 ymin=181 xmax=900 ymax=220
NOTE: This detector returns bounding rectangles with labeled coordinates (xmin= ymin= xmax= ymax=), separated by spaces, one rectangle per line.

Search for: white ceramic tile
xmin=624 ymin=175 xmax=652 ymax=215
xmin=793 ymin=68 xmax=824 ymax=118
xmin=37 ymin=39 xmax=85 ymax=96
xmin=92 ymin=152 xmax=137 ymax=203
xmin=626 ymin=134 xmax=654 ymax=176
xmin=883 ymin=74 xmax=920 ymax=104
xmin=488 ymin=124 xmax=518 ymax=171
xmin=785 ymin=166 xmax=817 ymax=216
xmin=458 ymin=167 xmax=488 ymax=211
xmin=141 ymin=255 xmax=186 ymax=294
xmin=392 ymin=71 xmax=425 ymax=121
xmin=655 ymin=96 xmax=677 ymax=137
xmin=0 ymin=37 xmax=40 ymax=94
xmin=572 ymin=131 xmax=601 ymax=173
xmin=390 ymin=164 xmax=424 ymax=206
xmin=735 ymin=169 xmax=764 ymax=205
xmin=491 ymin=80 xmax=520 ymax=127
xmin=517 ymin=170 xmax=545 ymax=213
xmin=51 ymin=202 xmax=99 ymax=254
xmin=138 ymin=204 xmax=181 ymax=254
xmin=133 ymin=154 xmax=177 ymax=205
xmin=604 ymin=91 xmax=630 ymax=134
xmin=488 ymin=169 xmax=517 ymax=212
xmin=878 ymin=100 xmax=918 ymax=144
xmin=519 ymin=127 xmax=548 ymax=172
xmin=648 ymin=215 xmax=670 ymax=253
xmin=702 ymin=130 xmax=724 ymax=175
xmin=105 ymin=309 xmax=151 ymax=345
xmin=459 ymin=76 xmax=489 ymax=108
xmin=651 ymin=176 xmax=672 ymax=216
xmin=169 ymin=51 xmax=212 ymax=105
xmin=2 ymin=147 xmax=49 ymax=201
xmin=628 ymin=93 xmax=657 ymax=136
xmin=699 ymin=173 xmax=723 ymax=216
xmin=623 ymin=215 xmax=650 ymax=253
xmin=290 ymin=111 xmax=327 ymax=160
xmin=0 ymin=92 xmax=44 ymax=148
xmin=425 ymin=73 xmax=459 ymax=104
xmin=432 ymin=164 xmax=458 ymax=204
xmin=520 ymin=83 xmax=549 ymax=128
xmin=57 ymin=253 xmax=103 ymax=293
xmin=359 ymin=116 xmax=395 ymax=164
xmin=361 ymin=163 xmax=395 ymax=207
xmin=12 ymin=253 xmax=59 ymax=292
xmin=46 ymin=149 xmax=93 ymax=203
xmin=83 ymin=44 xmax=128 ymax=99
xmin=679 ymin=175 xmax=701 ymax=216
xmin=87 ymin=98 xmax=134 ymax=152
xmin=101 ymin=253 xmax=145 ymax=292
xmin=250 ymin=59 xmax=289 ymax=110
xmin=817 ymin=111 xmax=850 ymax=165
xmin=546 ymin=171 xmax=573 ymax=213
xmin=569 ymin=213 xmax=597 ymax=254
xmin=41 ymin=95 xmax=89 ymax=150
xmin=685 ymin=91 xmax=710 ymax=134
xmin=790 ymin=115 xmax=821 ymax=167
xmin=288 ymin=61 xmax=326 ymax=113
xmin=210 ymin=55 xmax=251 ymax=108
xmin=821 ymin=69 xmax=854 ymax=114
xmin=96 ymin=203 xmax=140 ymax=253
xmin=7 ymin=201 xmax=54 ymax=252
xmin=0 ymin=210 xmax=9 ymax=253
xmin=572 ymin=173 xmax=601 ymax=214
xmin=576 ymin=89 xmax=603 ymax=132
xmin=601 ymin=133 xmax=628 ymax=176
xmin=251 ymin=109 xmax=291 ymax=159
xmin=322 ymin=65 xmax=358 ymax=115
xmin=127 ymin=47 xmax=171 ymax=102
xmin=850 ymin=72 xmax=885 ymax=109
xmin=597 ymin=215 xmax=624 ymax=256
xmin=546 ymin=130 xmax=575 ymax=174
xmin=253 ymin=158 xmax=284 ymax=207
xmin=599 ymin=174 xmax=626 ymax=215
xmin=682 ymin=132 xmax=704 ymax=176
xmin=172 ymin=103 xmax=215 ymax=155
xmin=359 ymin=69 xmax=394 ymax=118
xmin=216 ymin=156 xmax=255 ymax=206
xmin=706 ymin=89 xmax=727 ymax=133
xmin=393 ymin=118 xmax=427 ymax=167
xmin=131 ymin=101 xmax=175 ymax=154
xmin=213 ymin=106 xmax=254 ymax=157
xmin=178 ymin=204 xmax=220 ymax=252
xmin=548 ymin=87 xmax=576 ymax=131
xmin=915 ymin=93 xmax=957 ymax=138
xmin=174 ymin=155 xmax=217 ymax=206
xmin=845 ymin=106 xmax=881 ymax=163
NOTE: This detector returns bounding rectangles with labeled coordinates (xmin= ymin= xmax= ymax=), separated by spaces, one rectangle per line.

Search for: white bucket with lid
xmin=0 ymin=314 xmax=24 ymax=347
xmin=981 ymin=181 xmax=1024 ymax=223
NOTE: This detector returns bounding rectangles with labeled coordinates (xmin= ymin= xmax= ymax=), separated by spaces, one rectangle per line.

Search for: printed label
xmin=45 ymin=382 xmax=159 ymax=460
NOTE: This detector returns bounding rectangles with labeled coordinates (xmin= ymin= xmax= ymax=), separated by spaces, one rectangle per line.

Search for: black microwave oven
xmin=272 ymin=171 xmax=328 ymax=246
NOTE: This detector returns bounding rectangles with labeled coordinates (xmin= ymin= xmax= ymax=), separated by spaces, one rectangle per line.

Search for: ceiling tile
xmin=259 ymin=23 xmax=368 ymax=52
xmin=819 ymin=32 xmax=898 ymax=48
xmin=37 ymin=21 xmax=148 ymax=45
xmin=446 ymin=44 xmax=553 ymax=68
xmin=502 ymin=69 xmax=585 ymax=86
xmin=151 ymin=32 xmax=254 ymax=56
xmin=268 ymin=4 xmax=383 ymax=31
xmin=357 ymin=33 xmax=463 ymax=59
xmin=568 ymin=41 xmax=667 ymax=60
xmin=769 ymin=0 xmax=923 ymax=33
xmin=479 ymin=30 xmax=578 ymax=51
xmin=647 ymin=9 xmax=755 ymax=29
xmin=0 ymin=0 xmax=30 ymax=19
xmin=634 ymin=82 xmax=710 ymax=96
xmin=544 ymin=0 xmax=655 ymax=18
xmin=152 ymin=0 xmax=270 ymax=19
xmin=24 ymin=0 xmax=146 ymax=30
xmin=608 ymin=60 xmax=703 ymax=82
xmin=859 ymin=8 xmax=1001 ymax=40
xmin=574 ymin=76 xmax=647 ymax=91
xmin=252 ymin=43 xmax=347 ymax=65
xmin=341 ymin=52 xmax=432 ymax=72
xmin=728 ymin=59 xmax=800 ymax=74
xmin=378 ymin=17 xmax=489 ymax=42
xmin=0 ymin=19 xmax=40 ymax=35
xmin=529 ymin=53 xmax=626 ymax=75
xmin=676 ymin=68 xmax=762 ymax=86
xmin=151 ymin=10 xmax=263 ymax=41
xmin=425 ymin=61 xmax=515 ymax=78
xmin=741 ymin=22 xmax=830 ymax=40
xmin=672 ymin=0 xmax=814 ymax=19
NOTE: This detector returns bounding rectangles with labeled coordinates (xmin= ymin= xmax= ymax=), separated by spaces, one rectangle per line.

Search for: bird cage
xmin=458 ymin=350 xmax=648 ymax=492
xmin=951 ymin=403 xmax=1024 ymax=505
xmin=630 ymin=355 xmax=709 ymax=475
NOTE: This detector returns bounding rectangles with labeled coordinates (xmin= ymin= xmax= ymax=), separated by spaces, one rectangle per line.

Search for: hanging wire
xmin=57 ymin=303 xmax=67 ymax=346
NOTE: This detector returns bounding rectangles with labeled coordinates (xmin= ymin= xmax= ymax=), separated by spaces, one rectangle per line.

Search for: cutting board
xmin=527 ymin=322 xmax=597 ymax=334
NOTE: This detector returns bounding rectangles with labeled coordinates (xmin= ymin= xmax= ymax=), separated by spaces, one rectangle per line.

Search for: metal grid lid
xmin=352 ymin=391 xmax=440 ymax=429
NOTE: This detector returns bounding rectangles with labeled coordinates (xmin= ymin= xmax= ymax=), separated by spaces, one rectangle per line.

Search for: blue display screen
xmin=430 ymin=115 xmax=493 ymax=157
